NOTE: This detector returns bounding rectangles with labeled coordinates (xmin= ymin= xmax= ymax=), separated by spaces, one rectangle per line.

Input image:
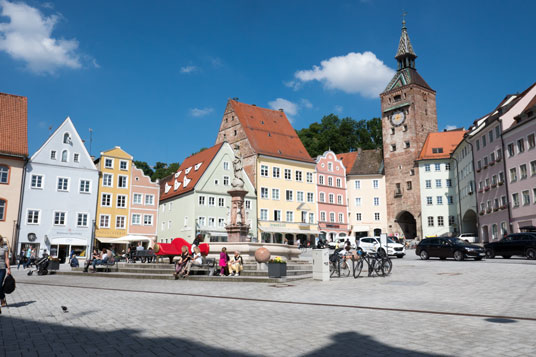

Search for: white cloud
xmin=334 ymin=105 xmax=343 ymax=113
xmin=445 ymin=125 xmax=458 ymax=131
xmin=293 ymin=51 xmax=395 ymax=98
xmin=300 ymin=98 xmax=313 ymax=109
xmin=180 ymin=65 xmax=197 ymax=73
xmin=268 ymin=97 xmax=298 ymax=118
xmin=0 ymin=0 xmax=84 ymax=74
xmin=189 ymin=107 xmax=214 ymax=117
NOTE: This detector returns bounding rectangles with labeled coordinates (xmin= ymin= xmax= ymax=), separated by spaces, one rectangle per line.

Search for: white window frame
xmin=30 ymin=174 xmax=44 ymax=189
xmin=119 ymin=160 xmax=129 ymax=171
xmin=208 ymin=196 xmax=215 ymax=206
xmin=116 ymin=215 xmax=127 ymax=229
xmin=143 ymin=214 xmax=153 ymax=226
xmin=102 ymin=173 xmax=113 ymax=187
xmin=53 ymin=211 xmax=66 ymax=226
xmin=260 ymin=165 xmax=269 ymax=177
xmin=118 ymin=174 xmax=129 ymax=189
xmin=198 ymin=195 xmax=205 ymax=206
xmin=373 ymin=180 xmax=379 ymax=189
xmin=76 ymin=212 xmax=89 ymax=228
xmin=27 ymin=209 xmax=41 ymax=225
xmin=73 ymin=153 xmax=80 ymax=163
xmin=104 ymin=158 xmax=114 ymax=169
xmin=306 ymin=172 xmax=313 ymax=183
xmin=101 ymin=193 xmax=112 ymax=207
xmin=145 ymin=194 xmax=154 ymax=206
xmin=79 ymin=179 xmax=91 ymax=194
xmin=117 ymin=194 xmax=127 ymax=208
xmin=57 ymin=177 xmax=70 ymax=192
xmin=132 ymin=213 xmax=141 ymax=225
xmin=284 ymin=169 xmax=292 ymax=180
xmin=133 ymin=193 xmax=143 ymax=205
xmin=260 ymin=209 xmax=268 ymax=221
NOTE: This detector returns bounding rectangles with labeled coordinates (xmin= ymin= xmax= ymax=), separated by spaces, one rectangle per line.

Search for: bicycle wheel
xmin=340 ymin=259 xmax=351 ymax=277
xmin=353 ymin=259 xmax=363 ymax=278
xmin=373 ymin=257 xmax=385 ymax=277
xmin=329 ymin=260 xmax=339 ymax=278
xmin=380 ymin=258 xmax=393 ymax=276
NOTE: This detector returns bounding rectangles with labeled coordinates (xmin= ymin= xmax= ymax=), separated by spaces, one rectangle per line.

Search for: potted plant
xmin=267 ymin=256 xmax=287 ymax=278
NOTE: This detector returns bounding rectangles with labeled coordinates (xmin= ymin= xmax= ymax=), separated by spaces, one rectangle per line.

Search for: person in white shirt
xmin=91 ymin=248 xmax=109 ymax=272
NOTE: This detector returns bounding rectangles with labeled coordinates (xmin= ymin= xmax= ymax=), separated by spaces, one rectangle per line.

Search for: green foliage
xmin=133 ymin=160 xmax=154 ymax=178
xmin=297 ymin=114 xmax=382 ymax=157
xmin=133 ymin=161 xmax=181 ymax=182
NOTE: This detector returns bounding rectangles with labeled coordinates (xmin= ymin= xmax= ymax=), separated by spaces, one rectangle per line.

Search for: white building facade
xmin=451 ymin=139 xmax=478 ymax=237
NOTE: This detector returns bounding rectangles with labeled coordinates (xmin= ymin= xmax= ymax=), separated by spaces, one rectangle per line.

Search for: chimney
xmin=232 ymin=97 xmax=239 ymax=101
xmin=278 ymin=108 xmax=284 ymax=112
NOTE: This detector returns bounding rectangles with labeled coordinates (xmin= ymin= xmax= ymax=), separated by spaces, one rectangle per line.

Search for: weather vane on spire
xmin=402 ymin=10 xmax=407 ymax=26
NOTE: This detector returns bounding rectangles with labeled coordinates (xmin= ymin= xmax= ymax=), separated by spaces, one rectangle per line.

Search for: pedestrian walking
xmin=0 ymin=235 xmax=12 ymax=313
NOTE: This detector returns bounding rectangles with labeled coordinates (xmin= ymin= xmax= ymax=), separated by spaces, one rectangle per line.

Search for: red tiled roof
xmin=159 ymin=143 xmax=223 ymax=201
xmin=0 ymin=92 xmax=28 ymax=157
xmin=230 ymin=100 xmax=314 ymax=163
xmin=418 ymin=130 xmax=466 ymax=160
xmin=337 ymin=152 xmax=358 ymax=172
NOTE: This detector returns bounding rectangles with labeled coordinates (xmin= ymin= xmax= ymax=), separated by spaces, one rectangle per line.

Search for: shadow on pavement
xmin=4 ymin=300 xmax=35 ymax=308
xmin=0 ymin=315 xmax=445 ymax=356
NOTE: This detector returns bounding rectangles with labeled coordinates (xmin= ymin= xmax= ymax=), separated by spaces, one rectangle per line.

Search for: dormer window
xmin=393 ymin=95 xmax=401 ymax=102
xmin=61 ymin=150 xmax=68 ymax=162
xmin=63 ymin=133 xmax=71 ymax=144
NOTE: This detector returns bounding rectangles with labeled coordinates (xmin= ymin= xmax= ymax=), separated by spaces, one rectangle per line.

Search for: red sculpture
xmin=153 ymin=237 xmax=209 ymax=263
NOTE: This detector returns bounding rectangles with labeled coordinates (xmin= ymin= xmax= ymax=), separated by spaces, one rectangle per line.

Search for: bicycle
xmin=353 ymin=250 xmax=392 ymax=278
xmin=329 ymin=251 xmax=351 ymax=278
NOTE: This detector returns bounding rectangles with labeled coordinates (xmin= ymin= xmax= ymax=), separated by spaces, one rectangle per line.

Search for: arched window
xmin=0 ymin=199 xmax=6 ymax=221
xmin=61 ymin=150 xmax=68 ymax=162
xmin=0 ymin=165 xmax=9 ymax=184
xmin=63 ymin=133 xmax=70 ymax=144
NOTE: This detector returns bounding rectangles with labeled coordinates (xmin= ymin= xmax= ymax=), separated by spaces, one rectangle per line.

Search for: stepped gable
xmin=418 ymin=130 xmax=466 ymax=160
xmin=0 ymin=92 xmax=28 ymax=156
xmin=230 ymin=100 xmax=314 ymax=163
xmin=159 ymin=143 xmax=223 ymax=202
xmin=348 ymin=149 xmax=384 ymax=175
xmin=337 ymin=152 xmax=358 ymax=172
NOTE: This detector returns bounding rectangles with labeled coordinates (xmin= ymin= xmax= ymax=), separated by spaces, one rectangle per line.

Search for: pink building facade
xmin=128 ymin=166 xmax=159 ymax=239
xmin=316 ymin=151 xmax=349 ymax=241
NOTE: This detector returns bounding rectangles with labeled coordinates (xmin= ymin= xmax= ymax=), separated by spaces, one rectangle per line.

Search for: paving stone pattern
xmin=1 ymin=251 xmax=535 ymax=356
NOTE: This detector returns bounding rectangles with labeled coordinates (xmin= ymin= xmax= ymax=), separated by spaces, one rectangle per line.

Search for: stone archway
xmin=462 ymin=209 xmax=477 ymax=236
xmin=395 ymin=211 xmax=417 ymax=239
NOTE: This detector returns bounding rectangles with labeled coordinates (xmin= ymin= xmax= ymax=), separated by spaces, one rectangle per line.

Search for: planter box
xmin=268 ymin=263 xmax=287 ymax=278
xmin=49 ymin=260 xmax=60 ymax=271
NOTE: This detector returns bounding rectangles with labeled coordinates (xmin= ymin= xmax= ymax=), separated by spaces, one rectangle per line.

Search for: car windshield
xmin=449 ymin=238 xmax=471 ymax=246
xmin=386 ymin=238 xmax=397 ymax=244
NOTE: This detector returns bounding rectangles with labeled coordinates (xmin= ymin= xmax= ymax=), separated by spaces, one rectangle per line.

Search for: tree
xmin=133 ymin=160 xmax=154 ymax=178
xmin=151 ymin=161 xmax=181 ymax=181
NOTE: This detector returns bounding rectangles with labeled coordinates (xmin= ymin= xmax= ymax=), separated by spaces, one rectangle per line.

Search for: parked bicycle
xmin=329 ymin=249 xmax=352 ymax=278
xmin=353 ymin=249 xmax=392 ymax=278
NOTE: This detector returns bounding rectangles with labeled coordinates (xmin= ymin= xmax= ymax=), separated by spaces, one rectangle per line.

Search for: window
xmin=445 ymin=163 xmax=451 ymax=171
xmin=309 ymin=213 xmax=314 ymax=224
xmin=356 ymin=213 xmax=362 ymax=221
xmin=168 ymin=202 xmax=172 ymax=211
xmin=245 ymin=200 xmax=251 ymax=209
xmin=337 ymin=195 xmax=342 ymax=204
xmin=497 ymin=148 xmax=503 ymax=160
xmin=432 ymin=148 xmax=444 ymax=154
xmin=116 ymin=216 xmax=126 ymax=229
xmin=510 ymin=168 xmax=517 ymax=182
xmin=373 ymin=180 xmax=379 ymax=189
xmin=507 ymin=143 xmax=515 ymax=157
xmin=528 ymin=134 xmax=535 ymax=149
xmin=272 ymin=188 xmax=280 ymax=200
xmin=328 ymin=193 xmax=334 ymax=204
xmin=284 ymin=169 xmax=291 ymax=180
xmin=446 ymin=179 xmax=452 ymax=188
xmin=338 ymin=213 xmax=344 ymax=223
xmin=99 ymin=214 xmax=110 ymax=228
xmin=425 ymin=180 xmax=432 ymax=189
xmin=145 ymin=194 xmax=154 ymax=205
xmin=520 ymin=164 xmax=528 ymax=179
xmin=57 ymin=177 xmax=69 ymax=191
xmin=73 ymin=153 xmax=80 ymax=163
xmin=328 ymin=162 xmax=333 ymax=172
xmin=307 ymin=192 xmax=314 ymax=203
xmin=391 ymin=144 xmax=396 ymax=152
xmin=320 ymin=212 xmax=326 ymax=221
xmin=273 ymin=167 xmax=280 ymax=178
xmin=118 ymin=175 xmax=128 ymax=188
xmin=54 ymin=211 xmax=66 ymax=225
xmin=328 ymin=177 xmax=333 ymax=186
xmin=104 ymin=158 xmax=113 ymax=168
xmin=476 ymin=139 xmax=480 ymax=151
xmin=31 ymin=174 xmax=43 ymax=189
xmin=522 ymin=190 xmax=530 ymax=206
xmin=117 ymin=195 xmax=127 ymax=208
xmin=223 ymin=176 xmax=229 ymax=186
xmin=306 ymin=172 xmax=313 ymax=183
xmin=489 ymin=130 xmax=494 ymax=143
xmin=144 ymin=215 xmax=153 ymax=225
xmin=274 ymin=210 xmax=281 ymax=222
xmin=161 ymin=221 xmax=165 ymax=231
xmin=120 ymin=160 xmax=128 ymax=170
xmin=0 ymin=199 xmax=4 ymax=220
xmin=208 ymin=197 xmax=215 ymax=206
xmin=406 ymin=181 xmax=412 ymax=190
xmin=260 ymin=165 xmax=269 ymax=177
xmin=27 ymin=209 xmax=40 ymax=224
xmin=355 ymin=180 xmax=361 ymax=189
xmin=297 ymin=191 xmax=304 ymax=202
xmin=374 ymin=197 xmax=380 ymax=206
xmin=218 ymin=198 xmax=225 ymax=207
xmin=286 ymin=211 xmax=293 ymax=222
xmin=198 ymin=196 xmax=205 ymax=205
xmin=512 ymin=193 xmax=520 ymax=207
xmin=218 ymin=218 xmax=225 ymax=227
xmin=101 ymin=193 xmax=111 ymax=207
xmin=499 ymin=171 xmax=505 ymax=184
xmin=336 ymin=178 xmax=341 ymax=187
xmin=208 ymin=217 xmax=215 ymax=227
xmin=447 ymin=196 xmax=454 ymax=205
xmin=329 ymin=212 xmax=335 ymax=222
xmin=61 ymin=150 xmax=68 ymax=162
xmin=374 ymin=213 xmax=380 ymax=221
xmin=261 ymin=187 xmax=268 ymax=199
xmin=319 ymin=192 xmax=325 ymax=202
xmin=198 ymin=217 xmax=206 ymax=227
xmin=531 ymin=160 xmax=536 ymax=177
xmin=132 ymin=214 xmax=141 ymax=225
xmin=77 ymin=213 xmax=88 ymax=227
xmin=436 ymin=196 xmax=443 ymax=205
xmin=501 ymin=196 xmax=507 ymax=207
xmin=295 ymin=171 xmax=302 ymax=182
xmin=260 ymin=209 xmax=268 ymax=221
xmin=435 ymin=179 xmax=442 ymax=188
xmin=404 ymin=141 xmax=410 ymax=149
xmin=133 ymin=193 xmax=142 ymax=205
xmin=286 ymin=190 xmax=293 ymax=201
xmin=426 ymin=196 xmax=433 ymax=205
xmin=223 ymin=162 xmax=229 ymax=171
xmin=50 ymin=151 xmax=56 ymax=160
xmin=517 ymin=139 xmax=525 ymax=153
xmin=435 ymin=163 xmax=441 ymax=171
xmin=355 ymin=197 xmax=361 ymax=206
xmin=103 ymin=173 xmax=113 ymax=187
xmin=449 ymin=216 xmax=455 ymax=226
xmin=437 ymin=216 xmax=444 ymax=226
xmin=482 ymin=135 xmax=487 ymax=147
xmin=319 ymin=175 xmax=324 ymax=185
xmin=427 ymin=216 xmax=434 ymax=226
xmin=79 ymin=179 xmax=90 ymax=193
xmin=425 ymin=164 xmax=431 ymax=172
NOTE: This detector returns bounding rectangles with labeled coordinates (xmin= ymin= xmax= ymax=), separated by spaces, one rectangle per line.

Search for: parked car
xmin=416 ymin=237 xmax=485 ymax=261
xmin=484 ymin=233 xmax=536 ymax=260
xmin=328 ymin=238 xmax=356 ymax=249
xmin=457 ymin=233 xmax=478 ymax=243
xmin=357 ymin=237 xmax=406 ymax=258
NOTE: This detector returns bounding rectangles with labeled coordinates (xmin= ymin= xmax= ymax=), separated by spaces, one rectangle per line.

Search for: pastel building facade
xmin=0 ymin=92 xmax=28 ymax=254
xmin=158 ymin=142 xmax=257 ymax=243
xmin=451 ymin=139 xmax=478 ymax=237
xmin=128 ymin=166 xmax=159 ymax=240
xmin=18 ymin=118 xmax=98 ymax=261
xmin=340 ymin=150 xmax=388 ymax=239
xmin=417 ymin=131 xmax=465 ymax=238
xmin=316 ymin=151 xmax=349 ymax=241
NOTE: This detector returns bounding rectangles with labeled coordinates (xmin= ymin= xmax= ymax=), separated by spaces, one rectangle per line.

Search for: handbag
xmin=3 ymin=274 xmax=15 ymax=294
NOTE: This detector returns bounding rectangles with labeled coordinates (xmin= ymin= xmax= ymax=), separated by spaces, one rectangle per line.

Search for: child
xmin=219 ymin=247 xmax=229 ymax=276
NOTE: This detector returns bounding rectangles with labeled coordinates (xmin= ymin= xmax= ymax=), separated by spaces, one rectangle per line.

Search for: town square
xmin=1 ymin=1 xmax=536 ymax=356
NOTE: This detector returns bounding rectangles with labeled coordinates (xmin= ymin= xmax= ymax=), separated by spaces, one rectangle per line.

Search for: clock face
xmin=391 ymin=111 xmax=406 ymax=126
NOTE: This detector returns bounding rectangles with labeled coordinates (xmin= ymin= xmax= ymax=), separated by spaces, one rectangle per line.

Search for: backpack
xmin=3 ymin=274 xmax=15 ymax=294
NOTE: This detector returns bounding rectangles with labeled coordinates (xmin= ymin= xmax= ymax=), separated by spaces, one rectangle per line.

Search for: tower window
xmin=409 ymin=169 xmax=415 ymax=176
xmin=394 ymin=95 xmax=401 ymax=102
xmin=391 ymin=144 xmax=396 ymax=152
xmin=407 ymin=181 xmax=412 ymax=190
xmin=234 ymin=130 xmax=237 ymax=136
xmin=390 ymin=128 xmax=395 ymax=135
xmin=404 ymin=141 xmax=410 ymax=149
xmin=403 ymin=125 xmax=408 ymax=132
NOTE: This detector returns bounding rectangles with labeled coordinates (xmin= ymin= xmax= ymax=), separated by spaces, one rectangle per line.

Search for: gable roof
xmin=418 ymin=130 xmax=466 ymax=160
xmin=337 ymin=152 xmax=359 ymax=172
xmin=229 ymin=100 xmax=314 ymax=163
xmin=159 ymin=143 xmax=223 ymax=201
xmin=348 ymin=149 xmax=384 ymax=175
xmin=100 ymin=147 xmax=133 ymax=160
xmin=0 ymin=92 xmax=28 ymax=157
xmin=384 ymin=68 xmax=433 ymax=93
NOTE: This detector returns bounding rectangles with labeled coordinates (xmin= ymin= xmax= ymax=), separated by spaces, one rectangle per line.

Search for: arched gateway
xmin=395 ymin=211 xmax=417 ymax=239
xmin=462 ymin=210 xmax=477 ymax=236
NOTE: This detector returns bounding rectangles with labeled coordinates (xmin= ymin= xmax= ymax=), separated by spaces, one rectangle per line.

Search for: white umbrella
xmin=108 ymin=235 xmax=153 ymax=244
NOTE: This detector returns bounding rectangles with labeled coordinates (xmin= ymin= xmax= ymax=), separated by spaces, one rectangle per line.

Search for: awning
xmin=96 ymin=237 xmax=118 ymax=243
xmin=259 ymin=226 xmax=320 ymax=235
xmin=352 ymin=225 xmax=370 ymax=232
xmin=107 ymin=235 xmax=153 ymax=244
xmin=50 ymin=237 xmax=88 ymax=246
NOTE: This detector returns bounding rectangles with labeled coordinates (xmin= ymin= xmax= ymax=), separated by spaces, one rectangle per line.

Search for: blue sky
xmin=1 ymin=0 xmax=535 ymax=165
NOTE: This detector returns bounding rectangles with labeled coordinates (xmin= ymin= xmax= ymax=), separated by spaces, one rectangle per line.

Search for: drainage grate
xmin=268 ymin=284 xmax=295 ymax=288
xmin=437 ymin=273 xmax=462 ymax=276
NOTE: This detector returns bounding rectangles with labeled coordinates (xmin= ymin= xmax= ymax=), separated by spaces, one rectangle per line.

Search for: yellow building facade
xmin=256 ymin=155 xmax=318 ymax=246
xmin=95 ymin=147 xmax=133 ymax=243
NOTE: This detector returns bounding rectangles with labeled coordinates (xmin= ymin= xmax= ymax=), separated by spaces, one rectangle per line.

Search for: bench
xmin=94 ymin=259 xmax=116 ymax=272
xmin=187 ymin=257 xmax=216 ymax=276
xmin=131 ymin=250 xmax=156 ymax=263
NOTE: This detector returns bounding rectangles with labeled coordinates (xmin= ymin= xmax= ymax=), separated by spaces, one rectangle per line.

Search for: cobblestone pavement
xmin=1 ymin=251 xmax=535 ymax=356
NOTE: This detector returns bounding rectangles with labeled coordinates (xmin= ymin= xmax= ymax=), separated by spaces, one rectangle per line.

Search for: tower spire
xmin=395 ymin=13 xmax=417 ymax=70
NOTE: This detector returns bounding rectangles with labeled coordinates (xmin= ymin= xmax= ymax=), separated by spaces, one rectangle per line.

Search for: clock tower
xmin=380 ymin=19 xmax=438 ymax=239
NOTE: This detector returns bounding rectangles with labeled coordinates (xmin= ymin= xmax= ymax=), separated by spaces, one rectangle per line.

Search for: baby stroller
xmin=28 ymin=256 xmax=49 ymax=276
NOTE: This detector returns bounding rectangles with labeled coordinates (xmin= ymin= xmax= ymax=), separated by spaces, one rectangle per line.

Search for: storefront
xmin=259 ymin=225 xmax=319 ymax=246
xmin=49 ymin=237 xmax=89 ymax=263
